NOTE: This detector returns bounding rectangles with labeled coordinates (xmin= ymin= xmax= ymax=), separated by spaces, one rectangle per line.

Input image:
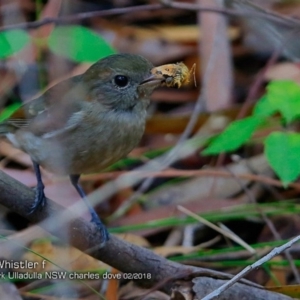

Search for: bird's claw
xmin=90 ymin=213 xmax=109 ymax=246
xmin=29 ymin=185 xmax=46 ymax=214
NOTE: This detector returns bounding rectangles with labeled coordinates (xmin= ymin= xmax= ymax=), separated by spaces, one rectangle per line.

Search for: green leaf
xmin=0 ymin=30 xmax=30 ymax=59
xmin=253 ymin=95 xmax=276 ymax=118
xmin=267 ymin=80 xmax=300 ymax=123
xmin=202 ymin=116 xmax=263 ymax=155
xmin=264 ymin=132 xmax=300 ymax=186
xmin=48 ymin=25 xmax=116 ymax=62
xmin=0 ymin=102 xmax=22 ymax=122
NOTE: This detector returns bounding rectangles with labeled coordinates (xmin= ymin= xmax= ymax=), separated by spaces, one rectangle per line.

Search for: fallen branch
xmin=0 ymin=170 xmax=293 ymax=299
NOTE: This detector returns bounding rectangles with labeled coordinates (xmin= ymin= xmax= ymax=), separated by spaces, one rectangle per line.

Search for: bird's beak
xmin=139 ymin=74 xmax=164 ymax=88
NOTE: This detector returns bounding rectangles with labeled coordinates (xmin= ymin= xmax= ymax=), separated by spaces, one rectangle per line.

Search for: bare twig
xmin=0 ymin=4 xmax=161 ymax=32
xmin=201 ymin=235 xmax=300 ymax=300
xmin=0 ymin=2 xmax=299 ymax=33
xmin=82 ymin=168 xmax=300 ymax=190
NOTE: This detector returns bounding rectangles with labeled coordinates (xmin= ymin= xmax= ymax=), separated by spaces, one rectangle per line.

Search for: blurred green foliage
xmin=0 ymin=25 xmax=115 ymax=62
xmin=48 ymin=25 xmax=116 ymax=62
xmin=0 ymin=30 xmax=30 ymax=59
xmin=202 ymin=80 xmax=300 ymax=186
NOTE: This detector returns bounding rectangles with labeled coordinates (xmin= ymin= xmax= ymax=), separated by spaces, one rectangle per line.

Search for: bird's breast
xmin=41 ymin=107 xmax=147 ymax=175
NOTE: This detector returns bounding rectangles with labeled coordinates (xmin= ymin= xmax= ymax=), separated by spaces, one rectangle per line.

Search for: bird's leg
xmin=69 ymin=174 xmax=109 ymax=244
xmin=29 ymin=161 xmax=46 ymax=214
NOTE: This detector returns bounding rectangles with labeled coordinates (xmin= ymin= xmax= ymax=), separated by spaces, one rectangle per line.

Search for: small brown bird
xmin=0 ymin=53 xmax=163 ymax=245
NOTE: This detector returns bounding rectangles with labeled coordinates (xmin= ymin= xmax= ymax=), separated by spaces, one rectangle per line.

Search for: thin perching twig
xmin=224 ymin=165 xmax=300 ymax=283
xmin=201 ymin=235 xmax=300 ymax=300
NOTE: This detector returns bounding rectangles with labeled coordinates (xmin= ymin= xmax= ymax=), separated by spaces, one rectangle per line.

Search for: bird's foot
xmin=90 ymin=211 xmax=109 ymax=246
xmin=29 ymin=161 xmax=46 ymax=214
xmin=29 ymin=184 xmax=46 ymax=214
xmin=69 ymin=174 xmax=109 ymax=246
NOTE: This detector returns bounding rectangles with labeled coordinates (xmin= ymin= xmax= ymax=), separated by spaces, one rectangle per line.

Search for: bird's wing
xmin=6 ymin=75 xmax=88 ymax=137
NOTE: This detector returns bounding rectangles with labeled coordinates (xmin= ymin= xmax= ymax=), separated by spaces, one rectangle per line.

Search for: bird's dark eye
xmin=114 ymin=75 xmax=129 ymax=88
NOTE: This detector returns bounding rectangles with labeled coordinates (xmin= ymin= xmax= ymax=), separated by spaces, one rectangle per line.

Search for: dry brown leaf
xmin=21 ymin=239 xmax=108 ymax=273
xmin=97 ymin=20 xmax=239 ymax=44
xmin=154 ymin=25 xmax=240 ymax=43
xmin=267 ymin=285 xmax=300 ymax=299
